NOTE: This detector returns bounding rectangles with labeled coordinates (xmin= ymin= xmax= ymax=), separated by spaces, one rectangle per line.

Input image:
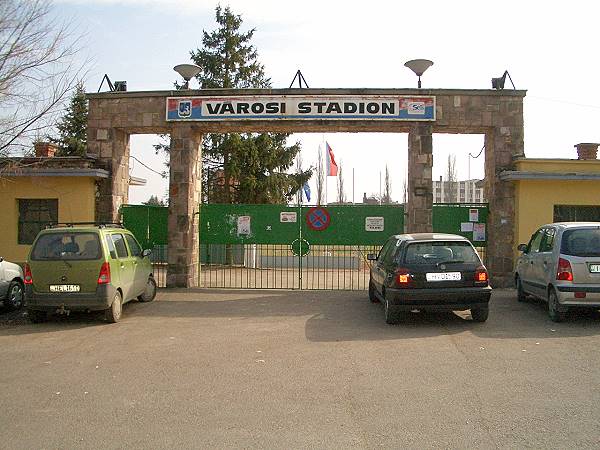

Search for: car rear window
xmin=560 ymin=228 xmax=600 ymax=257
xmin=402 ymin=241 xmax=480 ymax=264
xmin=31 ymin=232 xmax=102 ymax=260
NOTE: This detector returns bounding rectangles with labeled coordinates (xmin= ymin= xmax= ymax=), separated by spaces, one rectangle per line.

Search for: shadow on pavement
xmin=2 ymin=288 xmax=599 ymax=340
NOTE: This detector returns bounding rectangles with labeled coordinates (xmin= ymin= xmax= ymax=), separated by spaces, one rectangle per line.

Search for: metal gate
xmin=200 ymin=204 xmax=405 ymax=290
xmin=120 ymin=203 xmax=488 ymax=290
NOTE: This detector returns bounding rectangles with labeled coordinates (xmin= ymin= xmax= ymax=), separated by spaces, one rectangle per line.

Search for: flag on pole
xmin=303 ymin=182 xmax=311 ymax=202
xmin=326 ymin=142 xmax=338 ymax=176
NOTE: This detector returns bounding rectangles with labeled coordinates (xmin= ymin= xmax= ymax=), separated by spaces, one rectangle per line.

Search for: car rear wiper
xmin=436 ymin=260 xmax=464 ymax=267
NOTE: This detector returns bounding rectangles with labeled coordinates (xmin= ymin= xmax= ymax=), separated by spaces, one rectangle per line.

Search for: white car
xmin=0 ymin=257 xmax=25 ymax=310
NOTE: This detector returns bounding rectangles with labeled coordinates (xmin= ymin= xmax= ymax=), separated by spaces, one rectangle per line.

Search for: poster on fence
xmin=237 ymin=216 xmax=251 ymax=236
xmin=473 ymin=223 xmax=486 ymax=241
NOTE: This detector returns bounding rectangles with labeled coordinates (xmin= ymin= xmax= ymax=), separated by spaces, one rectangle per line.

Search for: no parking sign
xmin=306 ymin=207 xmax=331 ymax=231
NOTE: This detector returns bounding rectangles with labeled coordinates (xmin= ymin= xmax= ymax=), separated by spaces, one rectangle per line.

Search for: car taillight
xmin=97 ymin=262 xmax=111 ymax=284
xmin=24 ymin=263 xmax=33 ymax=285
xmin=556 ymin=258 xmax=573 ymax=281
xmin=475 ymin=266 xmax=488 ymax=284
xmin=394 ymin=268 xmax=412 ymax=288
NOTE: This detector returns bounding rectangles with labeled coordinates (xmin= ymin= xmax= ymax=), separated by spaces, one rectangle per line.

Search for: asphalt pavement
xmin=1 ymin=288 xmax=599 ymax=449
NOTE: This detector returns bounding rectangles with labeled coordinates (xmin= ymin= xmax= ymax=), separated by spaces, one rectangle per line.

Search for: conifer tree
xmin=189 ymin=6 xmax=311 ymax=204
xmin=51 ymin=82 xmax=88 ymax=156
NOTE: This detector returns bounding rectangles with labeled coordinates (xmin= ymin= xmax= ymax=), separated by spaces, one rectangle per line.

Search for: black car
xmin=368 ymin=233 xmax=492 ymax=324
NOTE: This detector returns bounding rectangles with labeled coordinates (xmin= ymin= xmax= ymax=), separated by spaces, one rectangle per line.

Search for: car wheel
xmin=384 ymin=297 xmax=399 ymax=325
xmin=368 ymin=279 xmax=379 ymax=303
xmin=138 ymin=277 xmax=157 ymax=303
xmin=27 ymin=309 xmax=47 ymax=324
xmin=548 ymin=289 xmax=566 ymax=323
xmin=4 ymin=280 xmax=24 ymax=310
xmin=516 ymin=276 xmax=526 ymax=302
xmin=105 ymin=290 xmax=123 ymax=323
xmin=471 ymin=306 xmax=489 ymax=323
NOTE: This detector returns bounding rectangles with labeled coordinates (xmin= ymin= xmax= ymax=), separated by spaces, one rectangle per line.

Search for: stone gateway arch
xmin=86 ymin=88 xmax=525 ymax=288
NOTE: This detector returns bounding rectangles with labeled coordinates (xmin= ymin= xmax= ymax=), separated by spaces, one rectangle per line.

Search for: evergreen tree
xmin=143 ymin=195 xmax=165 ymax=206
xmin=190 ymin=6 xmax=311 ymax=204
xmin=51 ymin=82 xmax=88 ymax=156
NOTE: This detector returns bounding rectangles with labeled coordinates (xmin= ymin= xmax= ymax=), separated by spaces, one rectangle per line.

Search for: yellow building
xmin=0 ymin=163 xmax=106 ymax=264
xmin=501 ymin=157 xmax=600 ymax=250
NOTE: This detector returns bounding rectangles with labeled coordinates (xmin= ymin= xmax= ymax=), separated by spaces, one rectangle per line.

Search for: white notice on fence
xmin=473 ymin=223 xmax=486 ymax=241
xmin=237 ymin=216 xmax=251 ymax=236
xmin=280 ymin=212 xmax=297 ymax=223
xmin=469 ymin=209 xmax=479 ymax=222
xmin=365 ymin=217 xmax=384 ymax=232
xmin=461 ymin=222 xmax=474 ymax=232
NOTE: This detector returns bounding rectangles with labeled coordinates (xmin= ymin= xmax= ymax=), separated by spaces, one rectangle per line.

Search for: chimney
xmin=575 ymin=143 xmax=599 ymax=160
xmin=34 ymin=142 xmax=58 ymax=158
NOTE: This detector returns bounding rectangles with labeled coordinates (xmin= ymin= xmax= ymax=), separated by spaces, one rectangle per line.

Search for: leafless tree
xmin=445 ymin=154 xmax=457 ymax=203
xmin=0 ymin=0 xmax=84 ymax=157
xmin=382 ymin=165 xmax=392 ymax=204
xmin=337 ymin=162 xmax=346 ymax=203
xmin=315 ymin=144 xmax=324 ymax=205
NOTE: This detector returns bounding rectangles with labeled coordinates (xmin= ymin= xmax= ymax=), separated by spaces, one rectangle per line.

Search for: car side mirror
xmin=142 ymin=249 xmax=152 ymax=258
xmin=367 ymin=253 xmax=377 ymax=261
xmin=517 ymin=243 xmax=528 ymax=253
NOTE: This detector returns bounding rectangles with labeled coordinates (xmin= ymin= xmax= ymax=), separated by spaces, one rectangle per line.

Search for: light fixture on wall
xmin=404 ymin=59 xmax=434 ymax=88
xmin=173 ymin=64 xmax=201 ymax=89
xmin=491 ymin=70 xmax=516 ymax=90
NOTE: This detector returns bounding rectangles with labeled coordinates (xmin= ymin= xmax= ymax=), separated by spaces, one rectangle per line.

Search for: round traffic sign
xmin=306 ymin=207 xmax=331 ymax=231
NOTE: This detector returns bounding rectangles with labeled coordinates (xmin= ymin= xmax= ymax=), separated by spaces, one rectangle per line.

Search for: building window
xmin=554 ymin=205 xmax=600 ymax=222
xmin=18 ymin=199 xmax=58 ymax=244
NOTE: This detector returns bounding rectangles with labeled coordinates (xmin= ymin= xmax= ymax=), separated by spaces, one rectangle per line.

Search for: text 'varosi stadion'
xmin=166 ymin=95 xmax=436 ymax=121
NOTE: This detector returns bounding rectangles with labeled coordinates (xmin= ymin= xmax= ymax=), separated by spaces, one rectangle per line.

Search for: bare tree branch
xmin=0 ymin=0 xmax=85 ymax=157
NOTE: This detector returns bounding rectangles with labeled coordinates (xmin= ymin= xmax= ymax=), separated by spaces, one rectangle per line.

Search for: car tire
xmin=27 ymin=309 xmax=47 ymax=323
xmin=138 ymin=277 xmax=157 ymax=303
xmin=384 ymin=298 xmax=399 ymax=325
xmin=105 ymin=290 xmax=123 ymax=323
xmin=368 ymin=279 xmax=379 ymax=303
xmin=4 ymin=280 xmax=24 ymax=310
xmin=471 ymin=306 xmax=489 ymax=323
xmin=548 ymin=289 xmax=566 ymax=323
xmin=516 ymin=276 xmax=527 ymax=302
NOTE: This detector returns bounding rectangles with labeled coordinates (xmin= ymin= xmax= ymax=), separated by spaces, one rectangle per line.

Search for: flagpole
xmin=352 ymin=167 xmax=355 ymax=204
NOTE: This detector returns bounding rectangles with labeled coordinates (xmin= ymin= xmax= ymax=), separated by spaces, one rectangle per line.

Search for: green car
xmin=24 ymin=224 xmax=156 ymax=323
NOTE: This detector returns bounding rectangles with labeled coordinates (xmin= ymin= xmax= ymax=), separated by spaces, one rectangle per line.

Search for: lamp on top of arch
xmin=173 ymin=64 xmax=201 ymax=90
xmin=404 ymin=59 xmax=434 ymax=89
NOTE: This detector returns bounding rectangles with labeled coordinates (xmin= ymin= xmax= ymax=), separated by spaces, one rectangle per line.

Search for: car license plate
xmin=426 ymin=272 xmax=461 ymax=282
xmin=589 ymin=264 xmax=600 ymax=273
xmin=49 ymin=284 xmax=80 ymax=293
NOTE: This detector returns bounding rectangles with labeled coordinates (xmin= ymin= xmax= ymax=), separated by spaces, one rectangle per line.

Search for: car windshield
xmin=560 ymin=228 xmax=600 ymax=257
xmin=402 ymin=241 xmax=480 ymax=265
xmin=31 ymin=232 xmax=102 ymax=260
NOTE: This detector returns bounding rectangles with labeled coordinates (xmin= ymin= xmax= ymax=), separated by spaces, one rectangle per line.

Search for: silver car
xmin=0 ymin=257 xmax=25 ymax=310
xmin=515 ymin=222 xmax=600 ymax=322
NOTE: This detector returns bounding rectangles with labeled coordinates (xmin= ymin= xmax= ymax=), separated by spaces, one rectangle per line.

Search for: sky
xmin=54 ymin=0 xmax=600 ymax=204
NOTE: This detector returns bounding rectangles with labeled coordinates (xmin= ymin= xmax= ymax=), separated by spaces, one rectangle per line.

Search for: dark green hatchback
xmin=25 ymin=224 xmax=156 ymax=323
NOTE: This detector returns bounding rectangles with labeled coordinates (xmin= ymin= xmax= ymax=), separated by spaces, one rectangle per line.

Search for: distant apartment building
xmin=433 ymin=176 xmax=486 ymax=203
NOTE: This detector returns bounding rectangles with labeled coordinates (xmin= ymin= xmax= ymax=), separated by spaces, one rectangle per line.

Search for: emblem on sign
xmin=306 ymin=207 xmax=331 ymax=231
xmin=178 ymin=100 xmax=192 ymax=118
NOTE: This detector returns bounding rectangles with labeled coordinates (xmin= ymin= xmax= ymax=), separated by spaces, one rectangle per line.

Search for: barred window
xmin=18 ymin=199 xmax=58 ymax=245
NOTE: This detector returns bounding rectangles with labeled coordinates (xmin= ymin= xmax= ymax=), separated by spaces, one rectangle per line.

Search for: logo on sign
xmin=407 ymin=102 xmax=425 ymax=115
xmin=178 ymin=100 xmax=192 ymax=118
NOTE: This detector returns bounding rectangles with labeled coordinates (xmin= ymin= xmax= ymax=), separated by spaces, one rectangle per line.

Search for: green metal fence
xmin=120 ymin=202 xmax=488 ymax=290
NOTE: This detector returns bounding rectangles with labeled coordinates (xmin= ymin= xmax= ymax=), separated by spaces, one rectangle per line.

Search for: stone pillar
xmin=167 ymin=125 xmax=202 ymax=288
xmin=87 ymin=126 xmax=130 ymax=223
xmin=406 ymin=123 xmax=433 ymax=233
xmin=485 ymin=125 xmax=523 ymax=287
